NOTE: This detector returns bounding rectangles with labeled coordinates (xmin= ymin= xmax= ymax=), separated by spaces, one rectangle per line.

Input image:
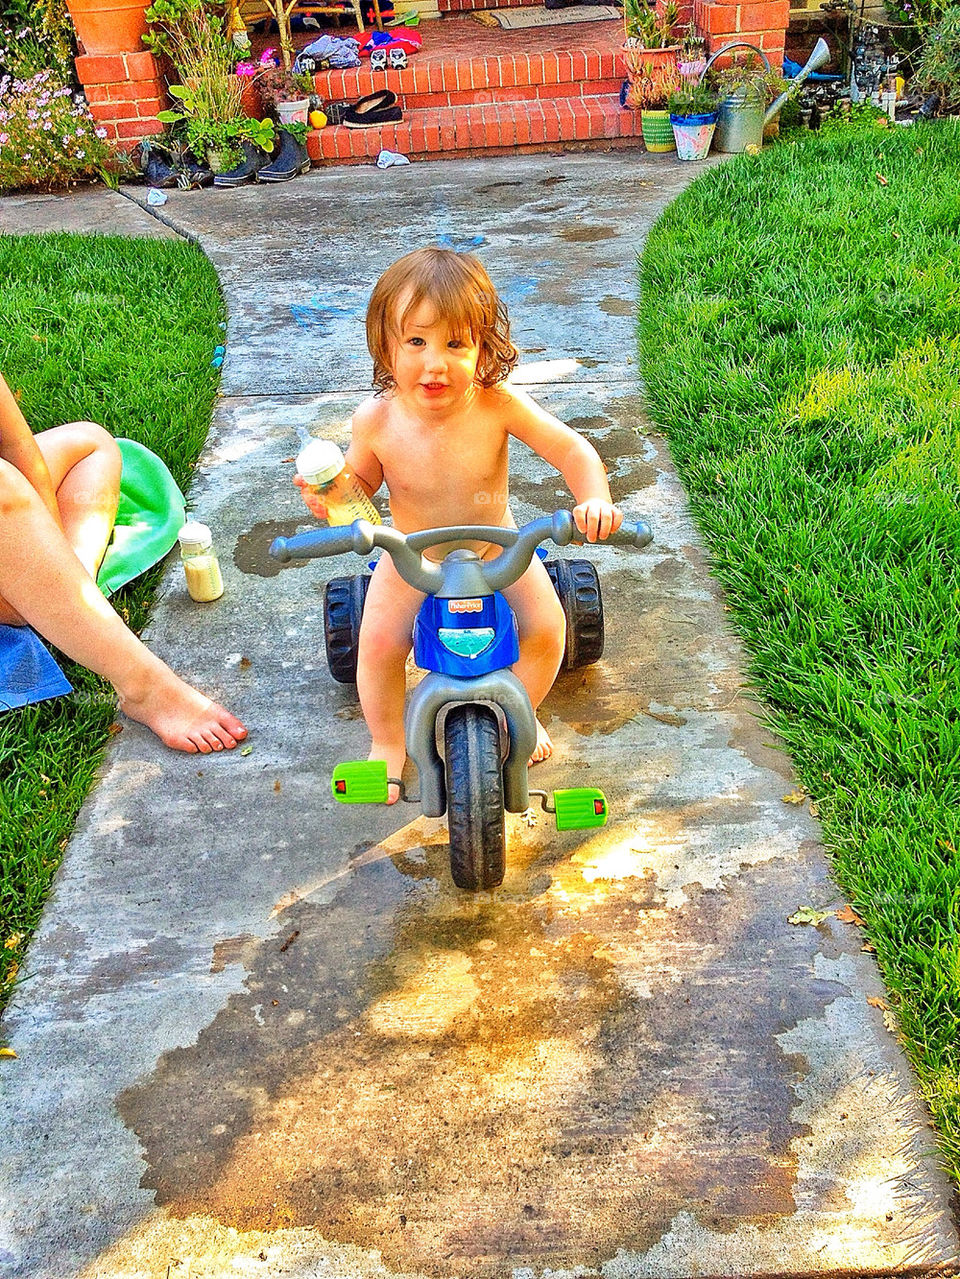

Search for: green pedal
xmin=553 ymin=787 xmax=608 ymax=831
xmin=331 ymin=760 xmax=389 ymax=804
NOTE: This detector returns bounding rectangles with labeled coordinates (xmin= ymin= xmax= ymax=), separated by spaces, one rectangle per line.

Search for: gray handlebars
xmin=270 ymin=510 xmax=653 ymax=594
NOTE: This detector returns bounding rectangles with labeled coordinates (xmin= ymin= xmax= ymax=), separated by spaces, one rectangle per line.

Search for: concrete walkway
xmin=1 ymin=154 xmax=958 ymax=1279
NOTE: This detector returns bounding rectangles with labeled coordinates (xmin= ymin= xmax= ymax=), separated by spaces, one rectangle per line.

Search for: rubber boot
xmin=256 ymin=128 xmax=311 ymax=182
xmin=213 ymin=141 xmax=271 ymax=187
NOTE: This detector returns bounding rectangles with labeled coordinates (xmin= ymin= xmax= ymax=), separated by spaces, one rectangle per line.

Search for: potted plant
xmin=627 ymin=64 xmax=682 ymax=152
xmin=157 ymin=81 xmax=276 ymax=172
xmin=667 ymin=81 xmax=720 ymax=159
xmin=622 ymin=0 xmax=681 ymax=102
xmin=255 ymin=57 xmax=315 ymax=126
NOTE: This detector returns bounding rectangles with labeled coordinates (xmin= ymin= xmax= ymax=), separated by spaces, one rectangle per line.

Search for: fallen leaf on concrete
xmin=782 ymin=788 xmax=808 ymax=804
xmin=0 ymin=1047 xmax=17 ymax=1059
xmin=883 ymin=1009 xmax=898 ymax=1033
xmin=240 ymin=745 xmax=253 ymax=756
xmin=788 ymin=906 xmax=834 ymax=926
xmin=867 ymin=995 xmax=888 ymax=1010
xmin=836 ymin=904 xmax=866 ymax=926
xmin=862 ymin=941 xmax=876 ymax=952
xmin=274 ymin=780 xmax=281 ymax=793
xmin=808 ymin=800 xmax=820 ymax=817
xmin=239 ymin=656 xmax=252 ymax=669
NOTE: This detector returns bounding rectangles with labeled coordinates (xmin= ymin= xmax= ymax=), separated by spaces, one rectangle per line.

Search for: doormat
xmin=471 ymin=4 xmax=620 ymax=27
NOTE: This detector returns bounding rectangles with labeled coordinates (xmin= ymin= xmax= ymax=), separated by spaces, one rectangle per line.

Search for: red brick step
xmin=307 ymin=93 xmax=641 ymax=165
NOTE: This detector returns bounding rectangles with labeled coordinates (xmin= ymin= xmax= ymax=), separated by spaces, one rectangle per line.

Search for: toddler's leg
xmin=35 ymin=422 xmax=122 ymax=579
xmin=503 ymin=554 xmax=566 ymax=764
xmin=355 ymin=555 xmax=424 ymax=804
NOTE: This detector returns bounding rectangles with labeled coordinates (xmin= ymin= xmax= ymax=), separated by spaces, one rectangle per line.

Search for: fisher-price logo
xmin=449 ymin=599 xmax=484 ymax=614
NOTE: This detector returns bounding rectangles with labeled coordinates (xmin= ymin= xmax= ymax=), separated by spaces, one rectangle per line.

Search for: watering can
xmin=700 ymin=37 xmax=831 ymax=153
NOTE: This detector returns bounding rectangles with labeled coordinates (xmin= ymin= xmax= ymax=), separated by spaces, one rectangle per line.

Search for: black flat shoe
xmin=256 ymin=128 xmax=312 ymax=182
xmin=213 ymin=141 xmax=271 ymax=187
xmin=343 ymin=91 xmax=403 ymax=128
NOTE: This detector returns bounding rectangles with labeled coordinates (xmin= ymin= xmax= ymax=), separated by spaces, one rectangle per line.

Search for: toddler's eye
xmin=408 ymin=336 xmax=425 ymax=346
xmin=448 ymin=339 xmax=464 ymax=349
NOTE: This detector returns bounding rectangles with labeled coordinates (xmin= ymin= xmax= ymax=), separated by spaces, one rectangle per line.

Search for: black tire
xmin=544 ymin=558 xmax=604 ymax=670
xmin=323 ymin=574 xmax=371 ymax=684
xmin=444 ymin=705 xmax=506 ymax=891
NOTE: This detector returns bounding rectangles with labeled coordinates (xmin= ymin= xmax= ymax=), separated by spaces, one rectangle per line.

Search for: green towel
xmin=97 ymin=438 xmax=187 ymax=598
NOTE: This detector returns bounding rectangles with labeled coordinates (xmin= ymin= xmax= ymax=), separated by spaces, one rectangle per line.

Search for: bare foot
xmin=370 ymin=738 xmax=407 ymax=805
xmin=116 ymin=664 xmax=247 ymax=754
xmin=528 ymin=718 xmax=553 ymax=766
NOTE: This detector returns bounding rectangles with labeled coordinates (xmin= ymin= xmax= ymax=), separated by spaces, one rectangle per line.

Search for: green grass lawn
xmin=0 ymin=232 xmax=224 ymax=1011
xmin=637 ymin=119 xmax=960 ymax=1179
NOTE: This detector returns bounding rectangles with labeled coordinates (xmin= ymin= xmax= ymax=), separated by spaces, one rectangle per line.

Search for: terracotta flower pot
xmin=65 ymin=0 xmax=149 ymax=55
xmin=237 ymin=76 xmax=261 ymax=119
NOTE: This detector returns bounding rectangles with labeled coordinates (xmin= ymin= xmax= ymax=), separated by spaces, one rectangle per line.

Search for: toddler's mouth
xmin=421 ymin=382 xmax=449 ymax=394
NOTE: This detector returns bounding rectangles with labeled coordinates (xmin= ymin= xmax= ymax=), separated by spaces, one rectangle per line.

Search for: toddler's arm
xmin=505 ymin=388 xmax=623 ymax=542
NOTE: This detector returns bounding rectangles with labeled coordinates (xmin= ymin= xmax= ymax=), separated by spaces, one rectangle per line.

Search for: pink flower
xmin=235 ymin=60 xmax=258 ymax=76
xmin=95 ymin=127 xmax=107 ymax=138
xmin=0 ymin=133 xmax=7 ymax=145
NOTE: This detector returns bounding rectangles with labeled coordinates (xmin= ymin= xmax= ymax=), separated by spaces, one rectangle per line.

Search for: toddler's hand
xmin=293 ymin=472 xmax=327 ymax=521
xmin=574 ymin=499 xmax=623 ymax=542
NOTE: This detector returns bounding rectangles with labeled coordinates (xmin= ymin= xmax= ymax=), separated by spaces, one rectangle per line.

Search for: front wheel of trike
xmin=444 ymin=704 xmax=506 ymax=891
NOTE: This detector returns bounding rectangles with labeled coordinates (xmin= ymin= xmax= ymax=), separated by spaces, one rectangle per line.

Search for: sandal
xmin=388 ymin=46 xmax=407 ymax=70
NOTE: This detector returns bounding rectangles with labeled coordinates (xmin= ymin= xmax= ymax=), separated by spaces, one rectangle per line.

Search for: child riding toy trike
xmin=270 ymin=509 xmax=653 ymax=891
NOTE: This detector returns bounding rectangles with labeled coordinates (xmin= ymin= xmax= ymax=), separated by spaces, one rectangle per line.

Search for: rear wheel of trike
xmin=444 ymin=704 xmax=506 ymax=891
xmin=323 ymin=573 xmax=371 ymax=684
xmin=544 ymin=558 xmax=604 ymax=670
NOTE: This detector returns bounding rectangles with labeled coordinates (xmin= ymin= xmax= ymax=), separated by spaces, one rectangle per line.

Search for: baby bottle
xmin=296 ymin=439 xmax=381 ymax=527
xmin=178 ymin=521 xmax=224 ymax=602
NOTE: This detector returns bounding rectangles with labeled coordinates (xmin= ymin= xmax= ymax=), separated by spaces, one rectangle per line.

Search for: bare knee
xmin=358 ymin=616 xmax=412 ymax=668
xmin=67 ymin=420 xmax=122 ymax=465
xmin=520 ymin=594 xmax=566 ymax=660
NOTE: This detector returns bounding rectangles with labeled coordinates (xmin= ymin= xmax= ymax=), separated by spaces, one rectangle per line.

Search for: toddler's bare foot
xmin=528 ymin=718 xmax=553 ymax=766
xmin=370 ymin=738 xmax=407 ymax=805
xmin=116 ymin=665 xmax=247 ymax=754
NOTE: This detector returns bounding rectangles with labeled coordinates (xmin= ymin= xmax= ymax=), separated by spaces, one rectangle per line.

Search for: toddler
xmin=296 ymin=247 xmax=622 ymax=801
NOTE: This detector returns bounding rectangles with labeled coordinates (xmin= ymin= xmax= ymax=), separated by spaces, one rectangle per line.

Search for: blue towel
xmin=0 ymin=624 xmax=72 ymax=712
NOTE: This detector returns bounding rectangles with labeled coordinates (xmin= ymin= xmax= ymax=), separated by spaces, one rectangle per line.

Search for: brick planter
xmin=77 ymin=49 xmax=165 ymax=148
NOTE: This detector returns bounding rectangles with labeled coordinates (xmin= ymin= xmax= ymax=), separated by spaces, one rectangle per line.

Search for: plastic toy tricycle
xmin=270 ymin=509 xmax=653 ymax=891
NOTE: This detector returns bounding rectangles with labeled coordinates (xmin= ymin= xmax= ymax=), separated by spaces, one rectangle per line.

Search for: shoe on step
xmin=213 ymin=141 xmax=270 ymax=187
xmin=256 ymin=128 xmax=311 ymax=182
xmin=343 ymin=91 xmax=403 ymax=128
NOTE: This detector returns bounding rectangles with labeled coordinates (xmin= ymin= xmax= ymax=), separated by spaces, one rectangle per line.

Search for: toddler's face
xmin=389 ymin=295 xmax=480 ymax=410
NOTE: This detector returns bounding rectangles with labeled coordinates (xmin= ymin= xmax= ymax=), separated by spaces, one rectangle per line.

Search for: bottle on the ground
xmin=296 ymin=439 xmax=381 ymax=527
xmin=178 ymin=521 xmax=224 ymax=602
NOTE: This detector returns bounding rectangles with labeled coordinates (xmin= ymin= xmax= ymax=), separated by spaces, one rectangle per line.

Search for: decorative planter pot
xmin=640 ymin=108 xmax=675 ymax=153
xmin=669 ymin=110 xmax=718 ymax=160
xmin=65 ymin=0 xmax=149 ymax=54
xmin=621 ymin=42 xmax=681 ymax=107
xmin=237 ymin=76 xmax=262 ymax=120
xmin=276 ymin=97 xmax=309 ymax=126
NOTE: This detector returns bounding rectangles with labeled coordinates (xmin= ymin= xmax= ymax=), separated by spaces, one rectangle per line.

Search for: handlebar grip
xmin=621 ymin=520 xmax=653 ymax=549
xmin=269 ymin=520 xmax=376 ymax=563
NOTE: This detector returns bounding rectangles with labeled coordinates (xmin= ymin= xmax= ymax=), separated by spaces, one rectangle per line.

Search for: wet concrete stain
xmin=557 ymin=225 xmax=618 ymax=244
xmin=117 ymin=831 xmax=842 ymax=1277
xmin=233 ymin=519 xmax=313 ymax=577
xmin=474 ymin=181 xmax=523 ymax=195
xmin=599 ymin=295 xmax=635 ymax=317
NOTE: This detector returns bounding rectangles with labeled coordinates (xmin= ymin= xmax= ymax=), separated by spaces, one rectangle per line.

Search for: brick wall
xmin=692 ymin=0 xmax=789 ymax=66
xmin=75 ymin=50 xmax=164 ymax=148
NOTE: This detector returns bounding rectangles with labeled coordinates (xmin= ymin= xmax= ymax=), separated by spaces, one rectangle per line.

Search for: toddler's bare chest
xmin=381 ymin=427 xmax=507 ymax=505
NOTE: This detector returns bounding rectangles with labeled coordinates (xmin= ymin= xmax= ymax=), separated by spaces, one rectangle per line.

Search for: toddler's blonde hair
xmin=366 ymin=247 xmax=519 ymax=395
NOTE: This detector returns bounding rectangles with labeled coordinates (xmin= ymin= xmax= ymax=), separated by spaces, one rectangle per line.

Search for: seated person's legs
xmin=0 ymin=456 xmax=246 ymax=753
xmin=34 ymin=420 xmax=122 ymax=579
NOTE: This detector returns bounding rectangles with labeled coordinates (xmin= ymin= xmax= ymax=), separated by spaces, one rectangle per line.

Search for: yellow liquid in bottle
xmin=183 ymin=554 xmax=224 ymax=602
